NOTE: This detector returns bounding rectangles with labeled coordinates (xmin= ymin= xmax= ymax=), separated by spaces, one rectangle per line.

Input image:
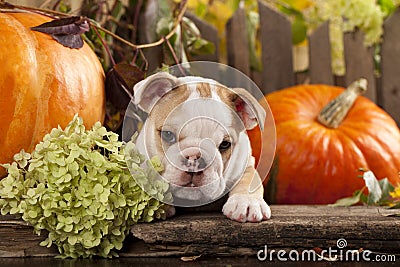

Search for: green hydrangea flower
xmin=0 ymin=115 xmax=171 ymax=258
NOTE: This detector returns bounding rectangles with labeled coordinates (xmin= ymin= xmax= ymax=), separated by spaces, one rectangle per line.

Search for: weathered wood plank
xmin=185 ymin=12 xmax=219 ymax=62
xmin=343 ymin=30 xmax=376 ymax=102
xmin=308 ymin=21 xmax=334 ymax=85
xmin=0 ymin=216 xmax=57 ymax=257
xmin=130 ymin=205 xmax=400 ymax=257
xmin=1 ymin=206 xmax=399 ymax=258
xmin=0 ymin=256 xmax=272 ymax=266
xmin=381 ymin=9 xmax=400 ymax=125
xmin=226 ymin=7 xmax=250 ymax=76
xmin=258 ymin=1 xmax=295 ymax=94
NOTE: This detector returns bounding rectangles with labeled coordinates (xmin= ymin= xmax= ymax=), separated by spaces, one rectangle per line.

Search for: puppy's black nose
xmin=198 ymin=157 xmax=207 ymax=169
xmin=185 ymin=152 xmax=201 ymax=161
xmin=183 ymin=156 xmax=207 ymax=172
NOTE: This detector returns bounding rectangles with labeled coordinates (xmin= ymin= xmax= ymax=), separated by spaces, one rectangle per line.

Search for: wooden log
xmin=130 ymin=205 xmax=400 ymax=257
xmin=258 ymin=1 xmax=295 ymax=94
xmin=0 ymin=215 xmax=57 ymax=257
xmin=308 ymin=21 xmax=334 ymax=85
xmin=381 ymin=9 xmax=400 ymax=125
xmin=1 ymin=206 xmax=399 ymax=258
xmin=226 ymin=7 xmax=250 ymax=76
xmin=343 ymin=30 xmax=376 ymax=102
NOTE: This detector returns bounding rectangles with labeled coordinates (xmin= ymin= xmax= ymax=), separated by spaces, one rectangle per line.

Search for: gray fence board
xmin=308 ymin=21 xmax=334 ymax=85
xmin=381 ymin=9 xmax=400 ymax=125
xmin=343 ymin=30 xmax=376 ymax=102
xmin=258 ymin=1 xmax=294 ymax=94
xmin=181 ymin=4 xmax=398 ymax=125
xmin=226 ymin=7 xmax=250 ymax=76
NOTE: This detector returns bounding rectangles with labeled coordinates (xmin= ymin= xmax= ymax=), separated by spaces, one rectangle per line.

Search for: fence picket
xmin=258 ymin=1 xmax=294 ymax=94
xmin=308 ymin=21 xmax=334 ymax=85
xmin=226 ymin=7 xmax=250 ymax=76
xmin=187 ymin=5 xmax=398 ymax=124
xmin=343 ymin=30 xmax=376 ymax=102
xmin=381 ymin=9 xmax=400 ymax=125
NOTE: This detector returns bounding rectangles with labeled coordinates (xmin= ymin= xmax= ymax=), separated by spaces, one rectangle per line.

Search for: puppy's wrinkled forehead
xmin=150 ymin=82 xmax=236 ymax=125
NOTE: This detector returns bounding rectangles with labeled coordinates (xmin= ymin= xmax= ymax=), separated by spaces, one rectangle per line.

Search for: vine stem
xmin=163 ymin=36 xmax=187 ymax=76
xmin=91 ymin=24 xmax=116 ymax=66
xmin=0 ymin=0 xmax=188 ymax=50
xmin=0 ymin=2 xmax=68 ymax=18
xmin=90 ymin=1 xmax=187 ymax=49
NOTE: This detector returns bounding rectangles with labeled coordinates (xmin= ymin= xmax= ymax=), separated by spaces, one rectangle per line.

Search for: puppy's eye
xmin=219 ymin=140 xmax=231 ymax=151
xmin=161 ymin=131 xmax=176 ymax=144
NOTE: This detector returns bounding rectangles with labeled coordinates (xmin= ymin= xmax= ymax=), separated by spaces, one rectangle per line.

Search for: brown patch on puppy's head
xmin=147 ymin=85 xmax=191 ymax=157
xmin=196 ymin=82 xmax=212 ymax=97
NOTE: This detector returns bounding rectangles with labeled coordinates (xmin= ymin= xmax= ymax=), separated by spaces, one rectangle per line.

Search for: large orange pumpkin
xmin=0 ymin=12 xmax=105 ymax=177
xmin=249 ymin=81 xmax=400 ymax=204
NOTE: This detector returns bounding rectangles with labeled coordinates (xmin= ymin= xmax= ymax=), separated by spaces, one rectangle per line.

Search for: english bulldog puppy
xmin=133 ymin=72 xmax=271 ymax=222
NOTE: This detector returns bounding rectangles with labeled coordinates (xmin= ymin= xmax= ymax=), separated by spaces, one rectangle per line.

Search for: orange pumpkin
xmin=0 ymin=12 xmax=105 ymax=177
xmin=249 ymin=81 xmax=400 ymax=204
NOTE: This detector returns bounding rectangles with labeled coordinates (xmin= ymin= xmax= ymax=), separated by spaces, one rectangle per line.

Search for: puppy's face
xmin=134 ymin=73 xmax=265 ymax=204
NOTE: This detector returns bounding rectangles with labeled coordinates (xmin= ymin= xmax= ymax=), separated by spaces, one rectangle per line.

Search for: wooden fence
xmin=184 ymin=1 xmax=400 ymax=125
xmin=9 ymin=0 xmax=398 ymax=124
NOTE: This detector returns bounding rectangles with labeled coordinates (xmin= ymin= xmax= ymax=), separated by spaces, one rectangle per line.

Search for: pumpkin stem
xmin=317 ymin=78 xmax=367 ymax=128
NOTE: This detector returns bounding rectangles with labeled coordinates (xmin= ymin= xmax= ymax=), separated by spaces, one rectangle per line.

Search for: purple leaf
xmin=106 ymin=63 xmax=145 ymax=109
xmin=51 ymin=34 xmax=84 ymax=49
xmin=31 ymin=16 xmax=90 ymax=49
xmin=31 ymin=16 xmax=89 ymax=35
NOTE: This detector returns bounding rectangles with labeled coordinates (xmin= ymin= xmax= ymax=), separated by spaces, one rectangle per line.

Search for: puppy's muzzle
xmin=183 ymin=153 xmax=207 ymax=174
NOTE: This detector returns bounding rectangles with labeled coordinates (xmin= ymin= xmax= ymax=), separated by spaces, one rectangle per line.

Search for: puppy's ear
xmin=231 ymin=88 xmax=266 ymax=130
xmin=133 ymin=72 xmax=178 ymax=113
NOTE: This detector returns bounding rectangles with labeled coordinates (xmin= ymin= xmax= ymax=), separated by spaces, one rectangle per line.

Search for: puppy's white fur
xmin=133 ymin=72 xmax=271 ymax=222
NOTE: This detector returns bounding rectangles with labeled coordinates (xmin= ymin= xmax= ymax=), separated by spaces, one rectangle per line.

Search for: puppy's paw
xmin=222 ymin=194 xmax=271 ymax=223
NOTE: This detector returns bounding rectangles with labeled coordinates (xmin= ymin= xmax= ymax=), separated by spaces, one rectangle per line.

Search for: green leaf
xmin=40 ymin=238 xmax=51 ymax=247
xmin=292 ymin=16 xmax=307 ymax=45
xmin=363 ymin=171 xmax=382 ymax=204
xmin=182 ymin=17 xmax=201 ymax=37
xmin=64 ymin=224 xmax=73 ymax=233
xmin=378 ymin=178 xmax=395 ymax=202
xmin=58 ymin=1 xmax=71 ymax=13
xmin=246 ymin=10 xmax=262 ymax=71
xmin=43 ymin=209 xmax=52 ymax=217
xmin=190 ymin=38 xmax=215 ymax=56
xmin=99 ymin=189 xmax=110 ymax=203
xmin=378 ymin=0 xmax=396 ymax=16
xmin=68 ymin=235 xmax=78 ymax=245
xmin=389 ymin=202 xmax=400 ymax=209
xmin=94 ymin=184 xmax=104 ymax=194
xmin=150 ymin=156 xmax=164 ymax=173
xmin=277 ymin=2 xmax=304 ymax=17
xmin=330 ymin=190 xmax=364 ymax=207
xmin=27 ymin=188 xmax=36 ymax=198
xmin=156 ymin=17 xmax=173 ymax=36
xmin=194 ymin=1 xmax=207 ymax=18
xmin=28 ymin=210 xmax=38 ymax=218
